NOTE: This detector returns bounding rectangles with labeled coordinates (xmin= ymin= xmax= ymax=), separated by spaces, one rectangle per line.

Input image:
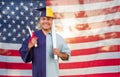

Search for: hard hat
xmin=35 ymin=6 xmax=54 ymax=18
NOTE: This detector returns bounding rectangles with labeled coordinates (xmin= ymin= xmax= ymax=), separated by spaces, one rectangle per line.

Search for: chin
xmin=43 ymin=27 xmax=51 ymax=30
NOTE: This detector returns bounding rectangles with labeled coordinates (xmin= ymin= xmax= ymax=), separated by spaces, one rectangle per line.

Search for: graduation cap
xmin=35 ymin=6 xmax=54 ymax=18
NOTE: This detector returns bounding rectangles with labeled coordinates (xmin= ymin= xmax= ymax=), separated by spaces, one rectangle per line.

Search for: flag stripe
xmin=1 ymin=58 xmax=120 ymax=70
xmin=66 ymin=32 xmax=120 ymax=44
xmin=59 ymin=66 xmax=120 ymax=75
xmin=68 ymin=38 xmax=120 ymax=50
xmin=58 ymin=25 xmax=120 ymax=38
xmin=60 ymin=52 xmax=120 ymax=63
xmin=0 ymin=66 xmax=119 ymax=76
xmin=55 ymin=12 xmax=120 ymax=26
xmin=59 ymin=59 xmax=120 ymax=69
xmin=0 ymin=49 xmax=20 ymax=56
xmin=0 ymin=62 xmax=31 ymax=69
xmin=59 ymin=72 xmax=120 ymax=77
xmin=46 ymin=0 xmax=112 ymax=6
xmin=0 ymin=76 xmax=31 ymax=77
xmin=1 ymin=45 xmax=120 ymax=57
xmin=54 ymin=6 xmax=120 ymax=19
xmin=71 ymin=45 xmax=120 ymax=56
xmin=0 ymin=69 xmax=32 ymax=76
xmin=1 ymin=52 xmax=120 ymax=63
xmin=50 ymin=0 xmax=120 ymax=12
xmin=71 ymin=19 xmax=120 ymax=31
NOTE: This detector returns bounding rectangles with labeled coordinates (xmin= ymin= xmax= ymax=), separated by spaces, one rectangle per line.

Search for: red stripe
xmin=0 ymin=59 xmax=119 ymax=70
xmin=54 ymin=6 xmax=120 ymax=19
xmin=65 ymin=32 xmax=120 ymax=44
xmin=46 ymin=0 xmax=112 ymax=6
xmin=0 ymin=62 xmax=32 ymax=69
xmin=74 ymin=19 xmax=120 ymax=31
xmin=0 ymin=76 xmax=31 ymax=77
xmin=0 ymin=45 xmax=120 ymax=57
xmin=59 ymin=59 xmax=120 ymax=69
xmin=71 ymin=45 xmax=120 ymax=56
xmin=60 ymin=72 xmax=120 ymax=77
xmin=0 ymin=49 xmax=20 ymax=56
xmin=56 ymin=19 xmax=120 ymax=33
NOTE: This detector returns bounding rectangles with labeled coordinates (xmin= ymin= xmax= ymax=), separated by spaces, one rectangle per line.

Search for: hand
xmin=53 ymin=48 xmax=61 ymax=57
xmin=53 ymin=48 xmax=69 ymax=60
xmin=28 ymin=36 xmax=38 ymax=50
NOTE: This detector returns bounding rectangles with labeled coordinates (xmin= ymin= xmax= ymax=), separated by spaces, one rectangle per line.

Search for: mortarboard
xmin=35 ymin=6 xmax=54 ymax=18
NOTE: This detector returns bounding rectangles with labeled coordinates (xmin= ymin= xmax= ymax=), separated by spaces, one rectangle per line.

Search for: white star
xmin=20 ymin=2 xmax=24 ymax=6
xmin=3 ymin=36 xmax=6 ymax=41
xmin=3 ymin=20 xmax=7 ymax=23
xmin=21 ymin=21 xmax=24 ymax=24
xmin=25 ymin=16 xmax=29 ymax=20
xmin=15 ymin=7 xmax=19 ymax=10
xmin=13 ymin=29 xmax=16 ymax=32
xmin=12 ymin=20 xmax=15 ymax=24
xmin=30 ymin=12 xmax=33 ymax=16
xmin=30 ymin=21 xmax=34 ymax=25
xmin=7 ymin=15 xmax=11 ymax=19
xmin=2 ymin=11 xmax=6 ymax=14
xmin=0 ymin=14 xmax=2 ymax=18
xmin=12 ymin=37 xmax=16 ymax=41
xmin=17 ymin=33 xmax=21 ymax=37
xmin=20 ymin=12 xmax=24 ymax=15
xmin=27 ymin=34 xmax=29 ymax=37
xmin=6 ymin=6 xmax=10 ymax=10
xmin=0 ymin=32 xmax=1 ymax=36
xmin=1 ymin=1 xmax=5 ymax=5
xmin=11 ymin=11 xmax=15 ymax=15
xmin=24 ymin=6 xmax=28 ymax=11
xmin=8 ymin=24 xmax=12 ymax=28
xmin=17 ymin=25 xmax=20 ymax=29
xmin=3 ymin=28 xmax=7 ymax=32
xmin=8 ymin=33 xmax=12 ymax=36
xmin=35 ymin=17 xmax=38 ymax=20
xmin=39 ymin=3 xmax=43 ymax=6
xmin=22 ymin=29 xmax=26 ymax=34
xmin=22 ymin=38 xmax=25 ymax=41
xmin=0 ymin=23 xmax=2 ymax=27
xmin=16 ymin=16 xmax=20 ymax=20
xmin=30 ymin=3 xmax=33 ymax=6
xmin=11 ymin=2 xmax=14 ymax=6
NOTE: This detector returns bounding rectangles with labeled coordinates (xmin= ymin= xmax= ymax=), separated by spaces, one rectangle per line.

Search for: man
xmin=19 ymin=6 xmax=70 ymax=77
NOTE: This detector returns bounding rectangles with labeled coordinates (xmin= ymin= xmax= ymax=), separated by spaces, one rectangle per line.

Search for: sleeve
xmin=19 ymin=37 xmax=34 ymax=63
xmin=58 ymin=35 xmax=71 ymax=60
xmin=61 ymin=39 xmax=71 ymax=60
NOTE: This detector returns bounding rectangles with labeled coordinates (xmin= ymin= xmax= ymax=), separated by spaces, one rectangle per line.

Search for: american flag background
xmin=0 ymin=0 xmax=120 ymax=77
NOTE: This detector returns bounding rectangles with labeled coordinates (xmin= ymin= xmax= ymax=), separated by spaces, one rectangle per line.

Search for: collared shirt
xmin=19 ymin=30 xmax=70 ymax=77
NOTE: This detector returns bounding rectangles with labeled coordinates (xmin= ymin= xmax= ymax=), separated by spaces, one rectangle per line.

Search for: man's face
xmin=40 ymin=17 xmax=53 ymax=30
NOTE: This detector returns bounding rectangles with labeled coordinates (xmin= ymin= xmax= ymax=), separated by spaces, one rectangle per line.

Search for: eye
xmin=47 ymin=17 xmax=53 ymax=21
xmin=42 ymin=18 xmax=46 ymax=20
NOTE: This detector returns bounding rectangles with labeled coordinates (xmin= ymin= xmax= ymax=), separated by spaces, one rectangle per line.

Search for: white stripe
xmin=68 ymin=38 xmax=120 ymax=50
xmin=0 ymin=42 xmax=21 ymax=50
xmin=0 ymin=66 xmax=119 ymax=76
xmin=60 ymin=52 xmax=120 ymax=63
xmin=50 ymin=0 xmax=120 ymax=12
xmin=0 ymin=56 xmax=23 ymax=63
xmin=54 ymin=12 xmax=120 ymax=26
xmin=57 ymin=25 xmax=120 ymax=38
xmin=59 ymin=65 xmax=120 ymax=76
xmin=1 ymin=36 xmax=120 ymax=52
xmin=1 ymin=52 xmax=120 ymax=63
xmin=0 ymin=69 xmax=32 ymax=76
